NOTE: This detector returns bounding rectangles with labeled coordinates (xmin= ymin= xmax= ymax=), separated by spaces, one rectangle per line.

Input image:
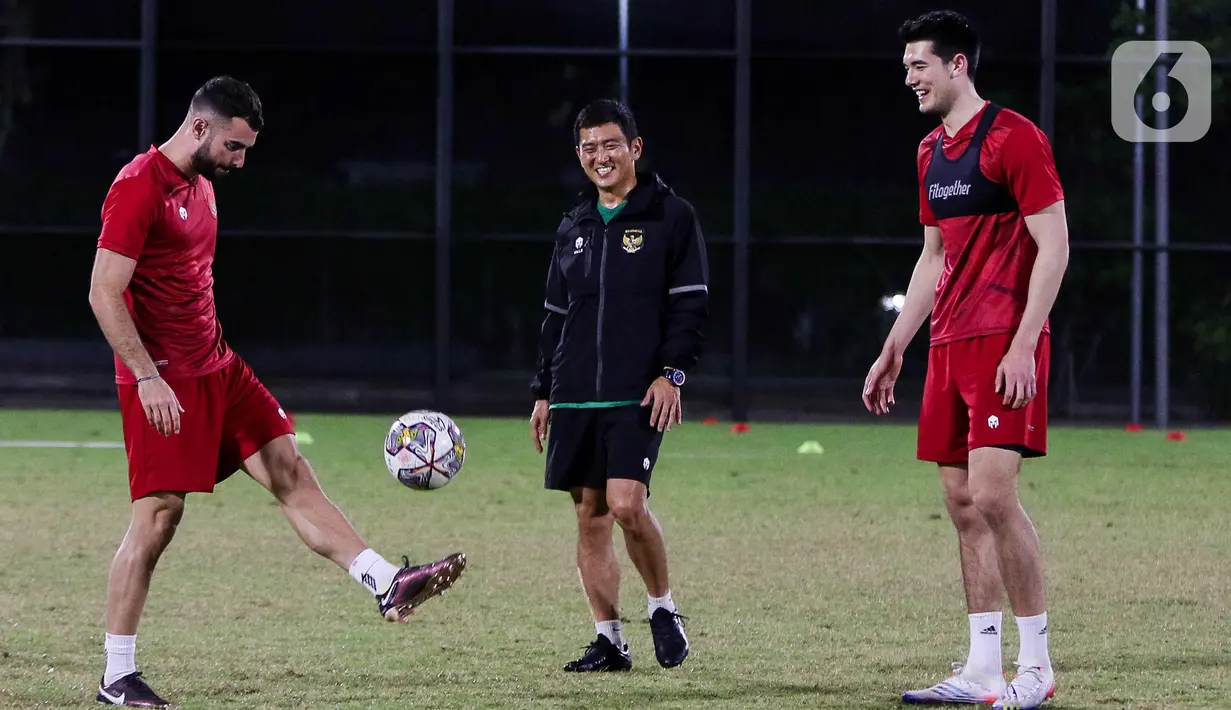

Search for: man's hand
xmin=862 ymin=348 xmax=903 ymax=416
xmin=642 ymin=377 xmax=681 ymax=432
xmin=139 ymin=376 xmax=184 ymax=436
xmin=530 ymin=399 xmax=550 ymax=453
xmin=996 ymin=343 xmax=1036 ymax=409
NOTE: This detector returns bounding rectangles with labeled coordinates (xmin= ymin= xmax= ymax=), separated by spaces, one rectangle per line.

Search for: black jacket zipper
xmin=596 ymin=224 xmax=609 ymax=399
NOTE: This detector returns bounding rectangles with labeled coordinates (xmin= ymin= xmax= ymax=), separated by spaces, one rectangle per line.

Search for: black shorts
xmin=544 ymin=404 xmax=663 ymax=493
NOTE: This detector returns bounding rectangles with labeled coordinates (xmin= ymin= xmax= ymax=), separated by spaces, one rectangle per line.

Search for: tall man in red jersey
xmin=862 ymin=12 xmax=1067 ymax=710
xmin=88 ymin=76 xmax=466 ymax=708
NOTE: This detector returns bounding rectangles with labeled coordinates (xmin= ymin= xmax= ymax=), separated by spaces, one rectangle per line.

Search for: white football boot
xmin=902 ymin=662 xmax=1007 ymax=705
xmin=992 ymin=664 xmax=1056 ymax=709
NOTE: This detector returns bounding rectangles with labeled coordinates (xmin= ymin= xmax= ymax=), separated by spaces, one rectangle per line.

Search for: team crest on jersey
xmin=178 ymin=206 xmax=188 ymax=221
xmin=621 ymin=229 xmax=644 ymax=254
xmin=209 ymin=200 xmax=217 ymax=217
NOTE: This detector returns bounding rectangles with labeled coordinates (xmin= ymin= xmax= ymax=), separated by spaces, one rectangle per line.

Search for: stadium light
xmin=880 ymin=293 xmax=906 ymax=313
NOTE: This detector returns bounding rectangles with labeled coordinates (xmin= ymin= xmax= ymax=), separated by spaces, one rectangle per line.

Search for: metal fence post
xmin=732 ymin=0 xmax=751 ymax=422
xmin=618 ymin=0 xmax=630 ymax=106
xmin=1154 ymin=0 xmax=1170 ymax=429
xmin=139 ymin=0 xmax=157 ymax=149
xmin=436 ymin=0 xmax=455 ymax=410
xmin=1039 ymin=0 xmax=1056 ymax=139
xmin=1131 ymin=0 xmax=1147 ymax=425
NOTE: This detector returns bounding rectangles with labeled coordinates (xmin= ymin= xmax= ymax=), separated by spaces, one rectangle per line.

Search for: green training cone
xmin=797 ymin=440 xmax=824 ymax=454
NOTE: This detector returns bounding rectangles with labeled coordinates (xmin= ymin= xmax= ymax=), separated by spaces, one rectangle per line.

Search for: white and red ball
xmin=383 ymin=410 xmax=466 ymax=490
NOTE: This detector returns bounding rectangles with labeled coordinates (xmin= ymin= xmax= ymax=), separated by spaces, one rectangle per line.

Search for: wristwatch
xmin=661 ymin=367 xmax=686 ymax=387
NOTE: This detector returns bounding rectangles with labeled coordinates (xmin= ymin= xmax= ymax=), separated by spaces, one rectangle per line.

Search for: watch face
xmin=669 ymin=370 xmax=685 ymax=386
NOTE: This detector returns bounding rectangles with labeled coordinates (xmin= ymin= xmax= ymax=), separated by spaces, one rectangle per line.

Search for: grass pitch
xmin=1 ymin=409 xmax=1229 ymax=709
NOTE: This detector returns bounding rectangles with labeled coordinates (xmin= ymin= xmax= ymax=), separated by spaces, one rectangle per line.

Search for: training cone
xmin=296 ymin=431 xmax=315 ymax=445
xmin=1124 ymin=423 xmax=1144 ymax=432
xmin=730 ymin=422 xmax=750 ymax=434
xmin=702 ymin=417 xmax=719 ymax=425
xmin=797 ymin=440 xmax=824 ymax=454
xmin=1165 ymin=431 xmax=1187 ymax=442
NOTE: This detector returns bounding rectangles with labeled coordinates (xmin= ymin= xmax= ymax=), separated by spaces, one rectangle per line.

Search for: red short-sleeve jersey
xmin=97 ymin=146 xmax=234 ymax=384
xmin=916 ymin=102 xmax=1064 ymax=345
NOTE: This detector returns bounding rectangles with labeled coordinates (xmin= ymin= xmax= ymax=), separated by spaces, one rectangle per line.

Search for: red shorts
xmin=917 ymin=333 xmax=1049 ymax=464
xmin=118 ymin=355 xmax=295 ymax=501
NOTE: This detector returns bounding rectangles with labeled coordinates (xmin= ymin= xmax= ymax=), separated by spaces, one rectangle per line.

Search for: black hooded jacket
xmin=531 ymin=173 xmax=709 ymax=404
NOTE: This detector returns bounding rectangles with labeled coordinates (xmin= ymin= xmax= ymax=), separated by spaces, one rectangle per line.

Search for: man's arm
xmin=659 ymin=206 xmax=710 ymax=373
xmin=91 ymin=175 xmax=161 ymax=379
xmin=530 ymin=241 xmax=568 ymax=401
xmin=884 ymin=137 xmax=946 ymax=356
xmin=996 ymin=122 xmax=1069 ymax=354
xmin=88 ymin=249 xmax=158 ymax=379
xmin=1011 ymin=200 xmax=1069 ymax=352
xmin=882 ymin=225 xmax=944 ymax=355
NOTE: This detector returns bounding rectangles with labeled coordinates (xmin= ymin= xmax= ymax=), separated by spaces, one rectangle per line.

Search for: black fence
xmin=1 ymin=0 xmax=1228 ymax=425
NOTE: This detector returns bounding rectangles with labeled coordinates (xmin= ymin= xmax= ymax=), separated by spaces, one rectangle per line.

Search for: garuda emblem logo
xmin=621 ymin=229 xmax=644 ymax=253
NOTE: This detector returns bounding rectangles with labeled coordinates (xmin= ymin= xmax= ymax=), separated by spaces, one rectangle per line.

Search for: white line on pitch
xmin=0 ymin=441 xmax=124 ymax=449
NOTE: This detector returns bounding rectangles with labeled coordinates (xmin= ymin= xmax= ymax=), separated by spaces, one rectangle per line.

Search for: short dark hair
xmin=898 ymin=10 xmax=981 ymax=81
xmin=191 ymin=75 xmax=264 ymax=132
xmin=573 ymin=99 xmax=638 ymax=146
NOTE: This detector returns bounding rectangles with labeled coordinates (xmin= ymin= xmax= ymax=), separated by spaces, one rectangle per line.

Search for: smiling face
xmin=576 ymin=122 xmax=642 ymax=192
xmin=903 ymin=39 xmax=977 ymax=118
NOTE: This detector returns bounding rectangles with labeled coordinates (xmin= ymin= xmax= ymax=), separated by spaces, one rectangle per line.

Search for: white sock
xmin=103 ymin=633 xmax=137 ymax=686
xmin=1015 ymin=611 xmax=1051 ymax=669
xmin=648 ymin=590 xmax=677 ymax=617
xmin=348 ymin=548 xmax=399 ymax=596
xmin=595 ymin=620 xmax=626 ymax=651
xmin=965 ymin=611 xmax=1003 ymax=680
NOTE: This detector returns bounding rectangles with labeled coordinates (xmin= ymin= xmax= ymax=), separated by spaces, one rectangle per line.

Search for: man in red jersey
xmin=88 ymin=76 xmax=466 ymax=708
xmin=862 ymin=12 xmax=1067 ymax=710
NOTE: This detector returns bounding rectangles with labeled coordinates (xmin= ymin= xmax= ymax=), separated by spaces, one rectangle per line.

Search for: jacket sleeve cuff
xmin=660 ymin=351 xmax=691 ymax=372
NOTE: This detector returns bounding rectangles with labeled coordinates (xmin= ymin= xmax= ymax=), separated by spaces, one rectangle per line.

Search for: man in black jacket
xmin=529 ymin=99 xmax=708 ymax=673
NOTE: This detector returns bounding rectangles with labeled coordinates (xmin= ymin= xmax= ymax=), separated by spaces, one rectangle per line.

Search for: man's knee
xmin=969 ymin=486 xmax=1021 ymax=528
xmin=272 ymin=453 xmax=318 ymax=501
xmin=250 ymin=437 xmax=318 ymax=501
xmin=573 ymin=487 xmax=612 ymax=536
xmin=945 ymin=488 xmax=983 ymax=532
xmin=940 ymin=466 xmax=983 ymax=532
xmin=605 ymin=483 xmax=649 ymax=530
xmin=129 ymin=492 xmax=185 ymax=553
xmin=968 ymin=447 xmax=1023 ymax=526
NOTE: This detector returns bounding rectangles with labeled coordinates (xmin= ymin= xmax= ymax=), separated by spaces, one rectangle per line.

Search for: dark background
xmin=0 ymin=0 xmax=1228 ymax=425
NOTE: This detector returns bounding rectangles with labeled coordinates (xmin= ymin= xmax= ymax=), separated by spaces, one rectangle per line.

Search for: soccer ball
xmin=383 ymin=410 xmax=466 ymax=490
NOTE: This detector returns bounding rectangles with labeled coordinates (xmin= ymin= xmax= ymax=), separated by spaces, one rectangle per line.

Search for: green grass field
xmin=1 ymin=409 xmax=1229 ymax=709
